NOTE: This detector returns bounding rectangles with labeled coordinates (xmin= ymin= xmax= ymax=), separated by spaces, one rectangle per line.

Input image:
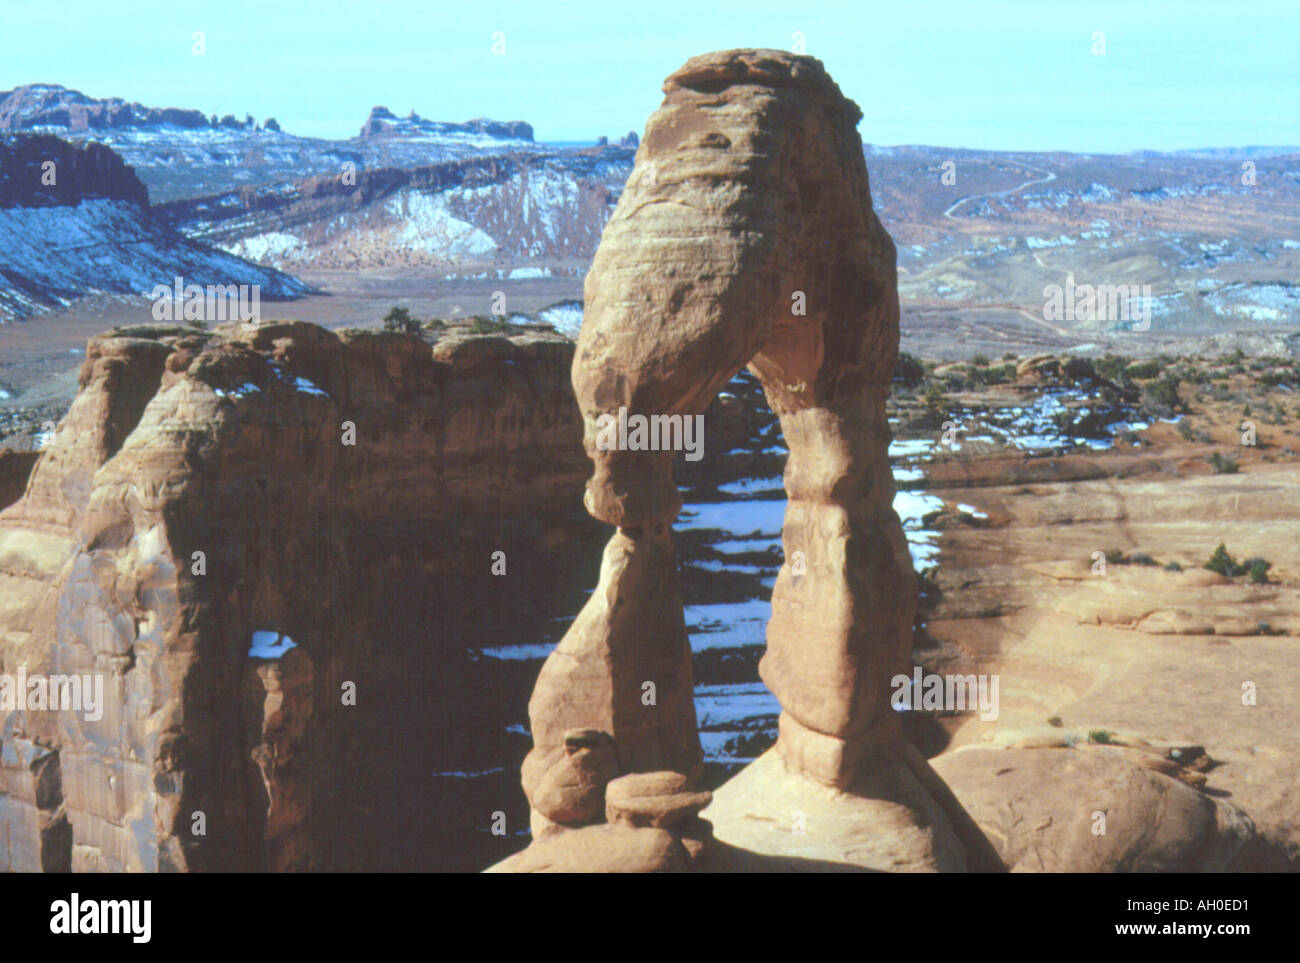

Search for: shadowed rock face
xmin=0 ymin=450 xmax=39 ymax=511
xmin=516 ymin=49 xmax=998 ymax=871
xmin=0 ymin=321 xmax=593 ymax=872
xmin=0 ymin=135 xmax=150 ymax=210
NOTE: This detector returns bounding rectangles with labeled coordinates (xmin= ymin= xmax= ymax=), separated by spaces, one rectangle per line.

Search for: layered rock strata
xmin=0 ymin=320 xmax=592 ymax=871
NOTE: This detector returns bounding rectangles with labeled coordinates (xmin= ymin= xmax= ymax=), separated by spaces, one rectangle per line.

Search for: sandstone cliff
xmin=0 ymin=320 xmax=593 ymax=871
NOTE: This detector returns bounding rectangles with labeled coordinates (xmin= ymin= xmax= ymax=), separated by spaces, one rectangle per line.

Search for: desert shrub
xmin=1047 ymin=716 xmax=1063 ymax=728
xmin=894 ymin=351 xmax=925 ymax=388
xmin=965 ymin=363 xmax=1015 ymax=386
xmin=1164 ymin=561 xmax=1183 ymax=572
xmin=1260 ymin=370 xmax=1295 ymax=389
xmin=1088 ymin=730 xmax=1114 ymax=745
xmin=469 ymin=315 xmax=512 ymax=334
xmin=1208 ymin=452 xmax=1239 ymax=474
xmin=1104 ymin=548 xmax=1126 ymax=565
xmin=1205 ymin=543 xmax=1245 ymax=577
xmin=923 ymin=382 xmax=948 ymax=411
xmin=1129 ymin=553 xmax=1158 ymax=566
xmin=382 ymin=306 xmax=421 ymax=334
xmin=1094 ymin=354 xmax=1132 ymax=383
xmin=1244 ymin=558 xmax=1271 ymax=584
xmin=1062 ymin=357 xmax=1098 ymax=383
xmin=1142 ymin=375 xmax=1182 ymax=412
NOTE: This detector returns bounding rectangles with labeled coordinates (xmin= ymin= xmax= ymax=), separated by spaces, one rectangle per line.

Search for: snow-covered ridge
xmin=0 ymin=198 xmax=307 ymax=321
xmin=166 ymin=151 xmax=634 ymax=269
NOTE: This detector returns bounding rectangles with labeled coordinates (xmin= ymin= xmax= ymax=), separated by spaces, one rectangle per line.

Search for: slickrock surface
xmin=888 ymin=359 xmax=1300 ymax=870
xmin=923 ymin=454 xmax=1300 ymax=869
xmin=931 ymin=743 xmax=1255 ymax=872
xmin=0 ymin=320 xmax=592 ymax=871
xmin=506 ymin=49 xmax=999 ymax=872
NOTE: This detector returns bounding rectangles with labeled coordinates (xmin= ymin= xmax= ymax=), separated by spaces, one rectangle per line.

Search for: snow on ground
xmin=384 ymin=190 xmax=499 ymax=258
xmin=535 ymin=300 xmax=583 ymax=337
xmin=1205 ymin=282 xmax=1300 ymax=323
xmin=223 ymin=230 xmax=309 ymax=263
xmin=0 ymin=198 xmax=306 ymax=320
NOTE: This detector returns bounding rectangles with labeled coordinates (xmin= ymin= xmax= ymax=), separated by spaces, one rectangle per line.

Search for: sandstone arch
xmin=519 ymin=49 xmax=1001 ymax=870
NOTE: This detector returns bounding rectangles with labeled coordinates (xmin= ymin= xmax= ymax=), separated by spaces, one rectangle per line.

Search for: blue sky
xmin=2 ymin=0 xmax=1296 ymax=151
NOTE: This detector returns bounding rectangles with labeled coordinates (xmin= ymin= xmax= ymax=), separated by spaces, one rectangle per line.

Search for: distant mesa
xmin=211 ymin=113 xmax=258 ymax=131
xmin=0 ymin=83 xmax=229 ymax=133
xmin=0 ymin=83 xmax=538 ymax=147
xmin=595 ymin=132 xmax=637 ymax=149
xmin=0 ymin=85 xmax=289 ymax=136
xmin=357 ymin=105 xmax=534 ymax=143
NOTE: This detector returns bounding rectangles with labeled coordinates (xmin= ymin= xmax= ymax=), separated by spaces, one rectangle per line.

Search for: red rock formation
xmin=511 ymin=49 xmax=1000 ymax=871
xmin=0 ymin=320 xmax=592 ymax=871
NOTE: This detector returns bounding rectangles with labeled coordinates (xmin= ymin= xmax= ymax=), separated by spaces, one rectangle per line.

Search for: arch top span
xmin=576 ymin=48 xmax=899 ymax=530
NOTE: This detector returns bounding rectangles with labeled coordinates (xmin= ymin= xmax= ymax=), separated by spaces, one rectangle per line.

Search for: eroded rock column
xmin=521 ymin=499 xmax=703 ymax=837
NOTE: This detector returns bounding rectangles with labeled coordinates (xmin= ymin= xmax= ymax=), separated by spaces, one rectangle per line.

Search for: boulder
xmin=605 ymin=772 xmax=711 ymax=829
xmin=484 ymin=823 xmax=690 ymax=873
xmin=931 ymin=746 xmax=1255 ymax=872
